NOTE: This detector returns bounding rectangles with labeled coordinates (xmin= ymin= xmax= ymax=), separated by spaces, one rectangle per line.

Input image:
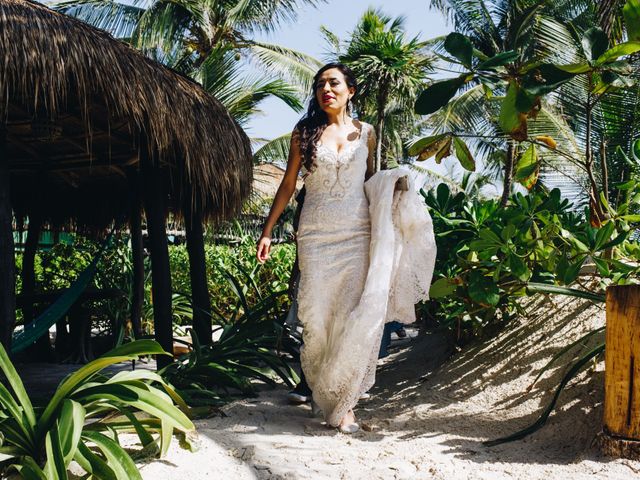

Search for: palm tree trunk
xmin=500 ymin=141 xmax=516 ymax=207
xmin=585 ymin=91 xmax=605 ymax=226
xmin=598 ymin=0 xmax=625 ymax=40
xmin=0 ymin=127 xmax=15 ymax=349
xmin=600 ymin=139 xmax=609 ymax=204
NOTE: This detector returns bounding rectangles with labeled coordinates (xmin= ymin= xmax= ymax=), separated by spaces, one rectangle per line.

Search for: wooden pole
xmin=22 ymin=212 xmax=53 ymax=360
xmin=183 ymin=188 xmax=212 ymax=345
xmin=128 ymin=171 xmax=144 ymax=340
xmin=0 ymin=127 xmax=15 ymax=349
xmin=140 ymin=139 xmax=173 ymax=369
xmin=600 ymin=285 xmax=640 ymax=458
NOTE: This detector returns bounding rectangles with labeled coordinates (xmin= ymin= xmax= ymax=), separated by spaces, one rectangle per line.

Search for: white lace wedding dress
xmin=296 ymin=122 xmax=436 ymax=427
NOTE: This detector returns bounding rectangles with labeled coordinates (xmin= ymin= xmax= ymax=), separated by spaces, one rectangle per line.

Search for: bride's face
xmin=315 ymin=68 xmax=354 ymax=113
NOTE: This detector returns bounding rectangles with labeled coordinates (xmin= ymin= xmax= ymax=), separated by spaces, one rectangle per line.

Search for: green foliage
xmin=322 ymin=7 xmax=434 ymax=165
xmin=407 ymin=133 xmax=476 ymax=171
xmin=0 ymin=340 xmax=194 ymax=479
xmin=167 ymin=236 xmax=296 ymax=324
xmin=161 ymin=272 xmax=299 ymax=406
xmin=423 ymin=182 xmax=640 ymax=339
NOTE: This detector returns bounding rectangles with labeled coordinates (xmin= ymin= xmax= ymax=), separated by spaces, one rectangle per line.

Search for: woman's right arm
xmin=256 ymin=130 xmax=303 ymax=263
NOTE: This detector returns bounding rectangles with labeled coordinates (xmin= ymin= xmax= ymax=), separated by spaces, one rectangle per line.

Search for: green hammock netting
xmin=11 ymin=235 xmax=112 ymax=354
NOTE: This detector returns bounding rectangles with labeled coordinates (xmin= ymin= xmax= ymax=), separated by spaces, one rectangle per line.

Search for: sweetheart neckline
xmin=316 ymin=123 xmax=368 ymax=157
xmin=316 ymin=137 xmax=365 ymax=158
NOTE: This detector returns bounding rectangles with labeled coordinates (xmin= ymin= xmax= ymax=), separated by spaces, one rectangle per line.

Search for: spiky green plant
xmin=0 ymin=340 xmax=194 ymax=479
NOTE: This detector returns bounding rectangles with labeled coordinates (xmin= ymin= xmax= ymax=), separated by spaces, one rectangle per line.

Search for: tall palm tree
xmin=54 ymin=0 xmax=324 ymax=120
xmin=425 ymin=0 xmax=571 ymax=204
xmin=427 ymin=0 xmax=640 ymax=213
xmin=323 ymin=8 xmax=435 ymax=171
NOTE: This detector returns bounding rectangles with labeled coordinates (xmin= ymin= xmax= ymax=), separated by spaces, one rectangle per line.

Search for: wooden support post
xmin=0 ymin=127 xmax=15 ymax=349
xmin=140 ymin=140 xmax=173 ymax=369
xmin=23 ymin=212 xmax=53 ymax=360
xmin=128 ymin=171 xmax=144 ymax=340
xmin=599 ymin=285 xmax=640 ymax=458
xmin=183 ymin=189 xmax=212 ymax=345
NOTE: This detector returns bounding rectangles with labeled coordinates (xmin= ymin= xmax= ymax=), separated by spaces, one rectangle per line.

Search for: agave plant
xmin=0 ymin=340 xmax=194 ymax=479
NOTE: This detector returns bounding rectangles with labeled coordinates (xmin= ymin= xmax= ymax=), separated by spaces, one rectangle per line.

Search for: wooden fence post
xmin=600 ymin=284 xmax=640 ymax=458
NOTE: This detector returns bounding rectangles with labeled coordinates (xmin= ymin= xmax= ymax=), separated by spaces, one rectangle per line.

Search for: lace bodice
xmin=298 ymin=123 xmax=372 ymax=233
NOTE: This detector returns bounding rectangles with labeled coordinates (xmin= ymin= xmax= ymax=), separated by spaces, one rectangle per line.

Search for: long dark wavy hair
xmin=295 ymin=63 xmax=358 ymax=172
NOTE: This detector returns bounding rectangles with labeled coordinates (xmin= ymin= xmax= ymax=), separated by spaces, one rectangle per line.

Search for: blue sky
xmin=245 ymin=0 xmax=450 ymax=140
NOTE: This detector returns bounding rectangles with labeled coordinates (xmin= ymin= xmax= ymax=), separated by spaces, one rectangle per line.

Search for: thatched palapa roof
xmin=0 ymin=0 xmax=252 ymax=229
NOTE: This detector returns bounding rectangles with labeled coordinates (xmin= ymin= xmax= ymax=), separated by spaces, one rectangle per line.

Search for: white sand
xmin=140 ymin=295 xmax=640 ymax=480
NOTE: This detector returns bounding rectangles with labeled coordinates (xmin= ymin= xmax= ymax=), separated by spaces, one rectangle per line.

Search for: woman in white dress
xmin=257 ymin=63 xmax=436 ymax=433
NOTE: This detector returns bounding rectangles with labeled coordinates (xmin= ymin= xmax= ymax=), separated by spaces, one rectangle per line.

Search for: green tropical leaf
xmin=476 ymin=51 xmax=519 ymax=70
xmin=75 ymin=384 xmax=193 ymax=432
xmin=523 ymin=64 xmax=575 ymax=95
xmin=38 ymin=340 xmax=168 ymax=438
xmin=82 ymin=432 xmax=143 ymax=480
xmin=515 ymin=86 xmax=537 ymax=113
xmin=11 ymin=456 xmax=49 ymax=480
xmin=508 ymin=253 xmax=530 ymax=282
xmin=594 ymin=221 xmax=616 ymax=251
xmin=556 ymin=255 xmax=586 ymax=284
xmin=57 ymin=400 xmax=85 ymax=466
xmin=429 ymin=277 xmax=458 ymax=298
xmin=415 ymin=76 xmax=468 ymax=115
xmin=633 ymin=138 xmax=640 ymax=163
xmin=0 ymin=343 xmax=36 ymax=428
xmin=468 ymin=270 xmax=500 ymax=306
xmin=43 ymin=427 xmax=67 ymax=480
xmin=582 ymin=27 xmax=609 ymax=61
xmin=592 ymin=257 xmax=611 ymax=276
xmin=74 ymin=442 xmax=118 ymax=480
xmin=595 ymin=41 xmax=640 ymax=65
xmin=444 ymin=32 xmax=473 ymax=67
xmin=499 ymin=81 xmax=527 ymax=139
xmin=515 ymin=143 xmax=539 ymax=189
xmin=453 ymin=136 xmax=476 ymax=171
xmin=624 ymin=0 xmax=640 ymax=41
xmin=554 ymin=63 xmax=592 ymax=74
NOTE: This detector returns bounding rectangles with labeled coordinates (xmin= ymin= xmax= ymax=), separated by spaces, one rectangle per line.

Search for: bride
xmin=257 ymin=62 xmax=435 ymax=433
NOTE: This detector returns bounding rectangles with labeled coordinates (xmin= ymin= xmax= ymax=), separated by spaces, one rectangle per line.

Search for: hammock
xmin=11 ymin=235 xmax=112 ymax=354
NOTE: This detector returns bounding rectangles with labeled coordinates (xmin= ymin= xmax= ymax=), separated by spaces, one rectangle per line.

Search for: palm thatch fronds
xmin=0 ymin=0 xmax=252 ymax=227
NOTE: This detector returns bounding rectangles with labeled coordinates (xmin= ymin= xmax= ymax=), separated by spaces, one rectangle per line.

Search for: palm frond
xmin=253 ymin=133 xmax=292 ymax=165
xmin=231 ymin=0 xmax=326 ymax=34
xmin=248 ymin=41 xmax=323 ymax=94
xmin=52 ymin=0 xmax=144 ymax=40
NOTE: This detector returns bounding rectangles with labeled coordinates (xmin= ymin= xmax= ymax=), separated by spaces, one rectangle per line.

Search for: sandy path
xmin=140 ymin=295 xmax=640 ymax=480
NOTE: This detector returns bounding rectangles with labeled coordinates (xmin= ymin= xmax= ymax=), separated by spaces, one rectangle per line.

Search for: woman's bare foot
xmin=338 ymin=409 xmax=359 ymax=433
